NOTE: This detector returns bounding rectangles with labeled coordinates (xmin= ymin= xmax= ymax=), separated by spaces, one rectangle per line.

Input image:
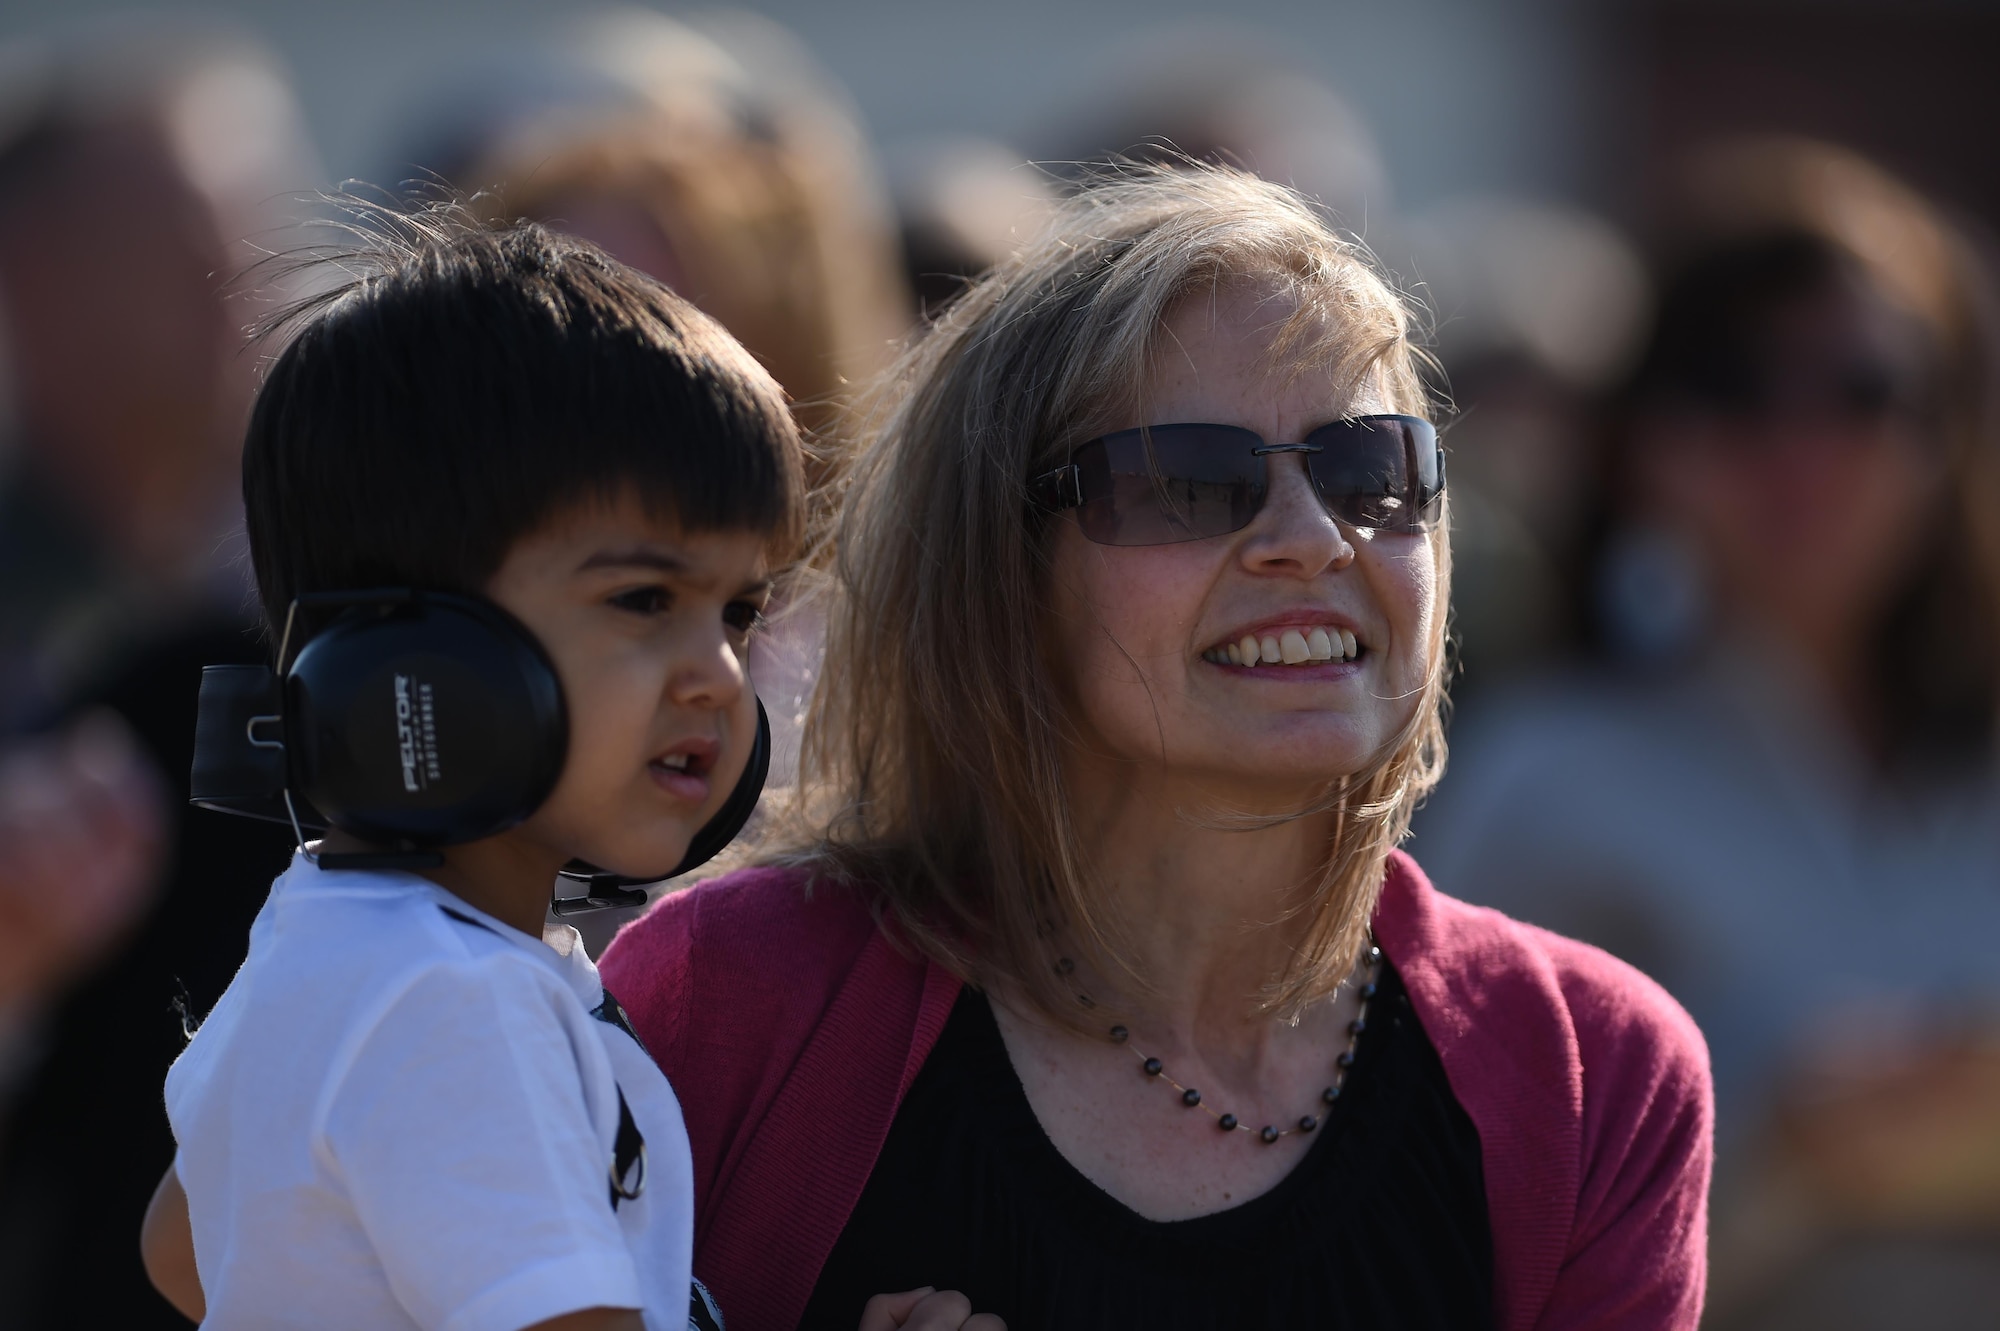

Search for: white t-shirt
xmin=165 ymin=853 xmax=696 ymax=1331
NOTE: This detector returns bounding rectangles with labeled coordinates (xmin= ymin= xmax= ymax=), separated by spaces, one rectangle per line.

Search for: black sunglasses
xmin=1032 ymin=415 xmax=1444 ymax=546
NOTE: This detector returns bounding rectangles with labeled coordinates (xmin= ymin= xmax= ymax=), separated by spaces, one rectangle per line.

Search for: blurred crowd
xmin=0 ymin=8 xmax=1994 ymax=1329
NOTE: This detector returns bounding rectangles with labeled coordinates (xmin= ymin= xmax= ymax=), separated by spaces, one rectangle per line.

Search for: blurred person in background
xmin=460 ymin=10 xmax=911 ymax=448
xmin=0 ymin=26 xmax=314 ymax=1327
xmin=1416 ymin=138 xmax=2000 ymax=1328
xmin=1400 ymin=196 xmax=1651 ymax=696
xmin=886 ymin=27 xmax=1386 ymax=358
xmin=1026 ymin=23 xmax=1392 ymax=237
xmin=888 ymin=137 xmax=1055 ymax=321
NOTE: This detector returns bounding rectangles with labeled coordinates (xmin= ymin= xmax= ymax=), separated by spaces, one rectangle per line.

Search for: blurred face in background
xmin=0 ymin=118 xmax=243 ymax=579
xmin=1632 ymin=273 xmax=1944 ymax=661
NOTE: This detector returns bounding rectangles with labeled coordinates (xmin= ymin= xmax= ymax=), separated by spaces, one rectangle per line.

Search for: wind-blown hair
xmin=242 ymin=199 xmax=804 ymax=640
xmin=771 ymin=164 xmax=1448 ymax=1025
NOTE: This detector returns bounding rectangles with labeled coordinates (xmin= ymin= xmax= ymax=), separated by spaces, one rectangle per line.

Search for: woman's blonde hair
xmin=771 ymin=164 xmax=1449 ymax=1025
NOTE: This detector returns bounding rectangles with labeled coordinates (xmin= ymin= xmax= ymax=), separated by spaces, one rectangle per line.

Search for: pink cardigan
xmin=600 ymin=851 xmax=1712 ymax=1331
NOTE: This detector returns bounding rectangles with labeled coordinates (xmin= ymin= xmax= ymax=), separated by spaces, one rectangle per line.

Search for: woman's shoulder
xmin=598 ymin=864 xmax=897 ymax=1064
xmin=1381 ymin=849 xmax=1708 ymax=1084
xmin=1384 ymin=850 xmax=1712 ymax=1326
xmin=598 ymin=862 xmax=956 ymax=1265
xmin=609 ymin=864 xmax=880 ymax=965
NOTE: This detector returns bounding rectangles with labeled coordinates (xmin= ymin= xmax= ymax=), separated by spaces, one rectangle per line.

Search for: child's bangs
xmin=578 ymin=423 xmax=807 ymax=566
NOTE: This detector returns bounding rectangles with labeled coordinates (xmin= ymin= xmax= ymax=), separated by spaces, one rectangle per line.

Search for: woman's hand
xmin=858 ymin=1287 xmax=1005 ymax=1331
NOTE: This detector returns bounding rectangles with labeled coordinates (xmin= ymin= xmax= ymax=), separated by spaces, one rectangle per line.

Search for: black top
xmin=802 ymin=959 xmax=1493 ymax=1330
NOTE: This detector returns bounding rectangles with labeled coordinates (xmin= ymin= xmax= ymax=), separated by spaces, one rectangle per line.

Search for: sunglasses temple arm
xmin=1030 ymin=465 xmax=1083 ymax=512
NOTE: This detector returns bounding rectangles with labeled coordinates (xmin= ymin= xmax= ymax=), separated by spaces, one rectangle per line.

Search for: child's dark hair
xmin=243 ymin=201 xmax=804 ymax=639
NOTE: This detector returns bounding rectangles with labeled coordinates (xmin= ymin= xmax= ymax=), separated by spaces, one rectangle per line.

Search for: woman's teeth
xmin=655 ymin=754 xmax=691 ymax=771
xmin=1203 ymin=627 xmax=1360 ymax=667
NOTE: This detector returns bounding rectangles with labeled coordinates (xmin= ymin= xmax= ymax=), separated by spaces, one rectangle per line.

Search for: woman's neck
xmin=1061 ymin=756 xmax=1342 ymax=1050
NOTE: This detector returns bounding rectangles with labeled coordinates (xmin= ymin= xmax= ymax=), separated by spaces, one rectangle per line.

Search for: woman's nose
xmin=1240 ymin=452 xmax=1355 ymax=574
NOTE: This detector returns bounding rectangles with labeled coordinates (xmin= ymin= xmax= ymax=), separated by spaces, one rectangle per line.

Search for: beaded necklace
xmin=1057 ymin=938 xmax=1383 ymax=1145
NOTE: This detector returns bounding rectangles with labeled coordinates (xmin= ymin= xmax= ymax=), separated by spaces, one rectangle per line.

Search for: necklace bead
xmin=1064 ymin=934 xmax=1380 ymax=1145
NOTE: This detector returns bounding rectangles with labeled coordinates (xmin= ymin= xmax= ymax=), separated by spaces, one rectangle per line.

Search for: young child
xmin=134 ymin=212 xmax=792 ymax=1331
xmin=138 ymin=213 xmax=999 ymax=1331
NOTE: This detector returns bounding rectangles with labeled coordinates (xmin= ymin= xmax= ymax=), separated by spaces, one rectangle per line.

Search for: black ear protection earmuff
xmin=191 ymin=589 xmax=771 ymax=912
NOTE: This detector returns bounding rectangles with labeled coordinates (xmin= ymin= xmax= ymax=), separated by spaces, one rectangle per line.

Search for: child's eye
xmin=610 ymin=586 xmax=672 ymax=615
xmin=723 ymin=600 xmax=767 ymax=635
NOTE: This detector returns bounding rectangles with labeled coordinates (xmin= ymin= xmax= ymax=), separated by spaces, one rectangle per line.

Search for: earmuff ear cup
xmin=287 ymin=595 xmax=567 ymax=847
xmin=559 ymin=696 xmax=771 ymax=890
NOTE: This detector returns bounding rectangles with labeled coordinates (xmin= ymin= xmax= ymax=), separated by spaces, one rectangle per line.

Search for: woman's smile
xmin=1198 ymin=614 xmax=1367 ymax=671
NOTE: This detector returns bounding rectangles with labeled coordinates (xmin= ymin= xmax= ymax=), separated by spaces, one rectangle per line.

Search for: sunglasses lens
xmin=1304 ymin=416 xmax=1440 ymax=532
xmin=1075 ymin=425 xmax=1266 ymax=545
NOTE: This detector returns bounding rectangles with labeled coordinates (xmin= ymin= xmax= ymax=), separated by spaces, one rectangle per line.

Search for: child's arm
xmin=859 ymin=1288 xmax=1006 ymax=1331
xmin=140 ymin=1164 xmax=203 ymax=1322
xmin=524 ymin=1313 xmax=645 ymax=1330
xmin=140 ymin=1162 xmax=645 ymax=1331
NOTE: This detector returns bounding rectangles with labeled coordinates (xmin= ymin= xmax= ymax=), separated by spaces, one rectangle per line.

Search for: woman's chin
xmin=1191 ymin=725 xmax=1389 ymax=782
xmin=1167 ymin=753 xmax=1372 ymax=805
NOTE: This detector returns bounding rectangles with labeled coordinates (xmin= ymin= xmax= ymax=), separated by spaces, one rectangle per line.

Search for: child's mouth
xmin=649 ymin=745 xmax=716 ymax=803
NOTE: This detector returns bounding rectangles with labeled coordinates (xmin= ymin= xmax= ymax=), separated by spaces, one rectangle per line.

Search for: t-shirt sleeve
xmin=319 ymin=959 xmax=642 ymax=1331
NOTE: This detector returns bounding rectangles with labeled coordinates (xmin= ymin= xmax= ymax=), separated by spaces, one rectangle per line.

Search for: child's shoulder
xmin=254 ymin=858 xmax=551 ymax=991
xmin=180 ymin=860 xmax=585 ymax=1084
xmin=170 ymin=860 xmax=604 ymax=1136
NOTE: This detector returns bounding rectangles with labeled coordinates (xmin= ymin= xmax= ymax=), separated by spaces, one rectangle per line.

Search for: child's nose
xmin=666 ymin=630 xmax=750 ymax=711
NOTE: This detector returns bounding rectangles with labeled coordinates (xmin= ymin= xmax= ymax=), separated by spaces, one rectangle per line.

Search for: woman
xmin=602 ymin=166 xmax=1712 ymax=1331
xmin=1416 ymin=140 xmax=2000 ymax=1324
